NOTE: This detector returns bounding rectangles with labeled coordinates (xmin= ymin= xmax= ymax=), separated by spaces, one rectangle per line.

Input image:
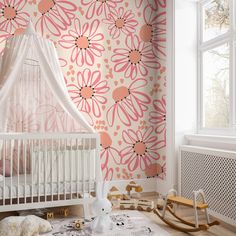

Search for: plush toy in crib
xmin=0 ymin=215 xmax=52 ymax=236
xmin=90 ymin=181 xmax=113 ymax=233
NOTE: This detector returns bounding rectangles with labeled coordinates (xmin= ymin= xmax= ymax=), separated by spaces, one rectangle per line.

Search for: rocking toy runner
xmin=154 ymin=189 xmax=219 ymax=233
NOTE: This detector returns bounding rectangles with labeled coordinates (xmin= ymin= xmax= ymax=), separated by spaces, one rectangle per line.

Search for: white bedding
xmin=0 ymin=175 xmax=95 ymax=199
xmin=32 ymin=149 xmax=96 ymax=184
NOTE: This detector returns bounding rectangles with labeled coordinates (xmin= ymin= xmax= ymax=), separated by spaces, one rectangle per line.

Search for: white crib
xmin=0 ymin=132 xmax=101 ymax=214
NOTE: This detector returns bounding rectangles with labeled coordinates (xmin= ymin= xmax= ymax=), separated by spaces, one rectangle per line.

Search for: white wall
xmin=156 ymin=0 xmax=175 ymax=195
xmin=156 ymin=0 xmax=198 ymax=194
xmin=174 ymin=0 xmax=198 ymax=188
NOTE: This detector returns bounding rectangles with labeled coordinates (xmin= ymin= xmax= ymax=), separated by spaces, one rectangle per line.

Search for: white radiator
xmin=179 ymin=145 xmax=236 ymax=226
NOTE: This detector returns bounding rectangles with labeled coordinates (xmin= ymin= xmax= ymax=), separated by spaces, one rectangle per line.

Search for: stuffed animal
xmin=90 ymin=181 xmax=113 ymax=233
xmin=0 ymin=215 xmax=52 ymax=236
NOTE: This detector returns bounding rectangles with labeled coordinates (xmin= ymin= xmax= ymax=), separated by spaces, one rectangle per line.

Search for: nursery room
xmin=0 ymin=0 xmax=235 ymax=235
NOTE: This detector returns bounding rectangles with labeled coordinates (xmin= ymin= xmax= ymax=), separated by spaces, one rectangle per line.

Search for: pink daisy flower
xmin=135 ymin=0 xmax=166 ymax=10
xmin=59 ymin=18 xmax=105 ymax=66
xmin=7 ymin=105 xmax=40 ymax=132
xmin=106 ymin=78 xmax=151 ymax=127
xmin=140 ymin=5 xmax=166 ymax=58
xmin=103 ymin=167 xmax=113 ymax=181
xmin=120 ymin=127 xmax=165 ymax=172
xmin=67 ymin=68 xmax=109 ymax=118
xmin=81 ymin=0 xmax=123 ymax=20
xmin=0 ymin=0 xmax=29 ymax=32
xmin=102 ymin=7 xmax=138 ymax=39
xmin=149 ymin=96 xmax=166 ymax=134
xmin=35 ymin=0 xmax=77 ymax=36
xmin=100 ymin=131 xmax=121 ymax=171
xmin=111 ymin=34 xmax=159 ymax=79
xmin=36 ymin=103 xmax=79 ymax=132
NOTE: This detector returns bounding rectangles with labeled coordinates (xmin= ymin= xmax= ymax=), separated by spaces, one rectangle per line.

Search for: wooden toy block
xmin=108 ymin=186 xmax=122 ymax=200
xmin=59 ymin=208 xmax=69 ymax=217
xmin=74 ymin=219 xmax=85 ymax=230
xmin=137 ymin=199 xmax=154 ymax=212
xmin=119 ymin=198 xmax=154 ymax=212
xmin=119 ymin=199 xmax=136 ymax=210
xmin=46 ymin=212 xmax=54 ymax=220
xmin=125 ymin=181 xmax=143 ymax=197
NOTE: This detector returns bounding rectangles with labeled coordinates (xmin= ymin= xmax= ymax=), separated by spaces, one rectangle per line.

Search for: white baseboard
xmin=109 ymin=178 xmax=157 ymax=194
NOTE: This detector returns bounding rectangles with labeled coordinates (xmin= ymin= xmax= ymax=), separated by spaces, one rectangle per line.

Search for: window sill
xmin=185 ymin=134 xmax=236 ymax=151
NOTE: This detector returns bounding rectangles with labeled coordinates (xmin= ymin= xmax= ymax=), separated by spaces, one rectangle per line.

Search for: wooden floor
xmin=141 ymin=208 xmax=236 ymax=236
xmin=0 ymin=193 xmax=235 ymax=236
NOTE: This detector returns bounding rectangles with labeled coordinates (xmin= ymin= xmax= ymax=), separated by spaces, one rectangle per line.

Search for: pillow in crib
xmin=0 ymin=159 xmax=11 ymax=177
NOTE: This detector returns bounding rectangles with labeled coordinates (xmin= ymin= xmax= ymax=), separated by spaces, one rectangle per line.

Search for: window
xmin=198 ymin=0 xmax=234 ymax=133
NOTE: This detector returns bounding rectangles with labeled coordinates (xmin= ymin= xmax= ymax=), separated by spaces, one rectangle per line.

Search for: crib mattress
xmin=0 ymin=175 xmax=95 ymax=199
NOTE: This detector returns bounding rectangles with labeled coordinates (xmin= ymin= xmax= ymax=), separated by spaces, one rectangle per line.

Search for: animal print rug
xmin=43 ymin=210 xmax=170 ymax=236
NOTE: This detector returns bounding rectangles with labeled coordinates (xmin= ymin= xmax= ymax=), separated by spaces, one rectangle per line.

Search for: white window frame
xmin=197 ymin=0 xmax=236 ymax=135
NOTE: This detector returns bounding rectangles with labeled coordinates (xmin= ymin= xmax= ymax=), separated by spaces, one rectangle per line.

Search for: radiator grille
xmin=180 ymin=147 xmax=236 ymax=225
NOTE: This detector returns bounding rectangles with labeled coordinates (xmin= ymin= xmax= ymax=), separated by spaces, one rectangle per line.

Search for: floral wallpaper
xmin=0 ymin=0 xmax=166 ymax=180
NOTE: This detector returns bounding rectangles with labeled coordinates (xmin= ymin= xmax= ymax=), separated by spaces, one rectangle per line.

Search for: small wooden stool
xmin=154 ymin=189 xmax=219 ymax=232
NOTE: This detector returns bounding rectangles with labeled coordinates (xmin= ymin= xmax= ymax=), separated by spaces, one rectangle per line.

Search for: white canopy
xmin=0 ymin=21 xmax=94 ymax=133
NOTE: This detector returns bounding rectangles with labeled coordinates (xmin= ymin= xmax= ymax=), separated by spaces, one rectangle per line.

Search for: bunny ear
xmin=96 ymin=182 xmax=103 ymax=199
xmin=102 ymin=181 xmax=110 ymax=198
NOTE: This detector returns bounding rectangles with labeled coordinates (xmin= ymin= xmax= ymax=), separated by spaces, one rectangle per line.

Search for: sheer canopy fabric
xmin=0 ymin=22 xmax=94 ymax=133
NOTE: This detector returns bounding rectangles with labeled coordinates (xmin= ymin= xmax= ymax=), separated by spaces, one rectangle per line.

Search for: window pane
xmin=203 ymin=0 xmax=229 ymax=41
xmin=202 ymin=43 xmax=230 ymax=128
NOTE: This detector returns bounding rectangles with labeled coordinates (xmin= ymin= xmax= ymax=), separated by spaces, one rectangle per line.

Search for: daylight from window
xmin=200 ymin=0 xmax=231 ymax=130
xmin=203 ymin=43 xmax=229 ymax=128
xmin=203 ymin=0 xmax=229 ymax=41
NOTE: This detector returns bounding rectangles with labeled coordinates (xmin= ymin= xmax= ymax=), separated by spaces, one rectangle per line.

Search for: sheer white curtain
xmin=0 ymin=31 xmax=95 ymax=175
xmin=0 ymin=36 xmax=29 ymax=131
xmin=0 ymin=35 xmax=94 ymax=133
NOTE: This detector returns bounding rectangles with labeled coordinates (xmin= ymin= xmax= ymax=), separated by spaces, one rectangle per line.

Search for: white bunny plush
xmin=90 ymin=181 xmax=113 ymax=233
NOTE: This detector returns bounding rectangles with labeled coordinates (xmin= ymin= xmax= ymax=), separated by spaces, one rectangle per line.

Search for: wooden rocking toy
xmin=153 ymin=189 xmax=219 ymax=233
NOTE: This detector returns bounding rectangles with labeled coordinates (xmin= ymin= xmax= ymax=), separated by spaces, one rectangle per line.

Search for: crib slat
xmin=88 ymin=138 xmax=91 ymax=195
xmin=24 ymin=139 xmax=27 ymax=204
xmin=10 ymin=139 xmax=13 ymax=205
xmin=57 ymin=139 xmax=60 ymax=201
xmin=51 ymin=139 xmax=53 ymax=201
xmin=76 ymin=138 xmax=78 ymax=197
xmin=31 ymin=140 xmax=34 ymax=204
xmin=70 ymin=138 xmax=72 ymax=200
xmin=17 ymin=140 xmax=20 ymax=204
xmin=41 ymin=140 xmax=47 ymax=202
xmin=44 ymin=139 xmax=47 ymax=202
xmin=3 ymin=140 xmax=5 ymax=205
xmin=82 ymin=138 xmax=85 ymax=197
xmin=38 ymin=140 xmax=40 ymax=202
xmin=96 ymin=135 xmax=101 ymax=182
xmin=64 ymin=139 xmax=66 ymax=200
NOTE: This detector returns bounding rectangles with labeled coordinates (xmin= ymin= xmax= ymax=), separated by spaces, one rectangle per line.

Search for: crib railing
xmin=0 ymin=132 xmax=101 ymax=212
